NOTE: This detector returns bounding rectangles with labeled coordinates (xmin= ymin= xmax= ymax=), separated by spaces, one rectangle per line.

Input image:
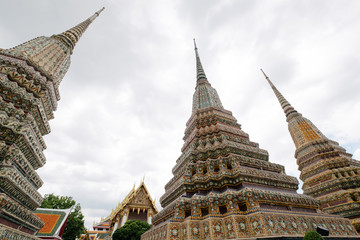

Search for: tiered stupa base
xmin=142 ymin=188 xmax=359 ymax=240
xmin=0 ymin=224 xmax=40 ymax=240
xmin=142 ymin=212 xmax=357 ymax=240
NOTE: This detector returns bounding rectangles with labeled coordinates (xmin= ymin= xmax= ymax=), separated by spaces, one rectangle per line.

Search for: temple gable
xmin=108 ymin=181 xmax=158 ymax=235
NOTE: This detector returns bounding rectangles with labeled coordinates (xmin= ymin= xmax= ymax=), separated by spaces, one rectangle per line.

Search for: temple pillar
xmin=112 ymin=215 xmax=121 ymax=235
xmin=147 ymin=209 xmax=152 ymax=224
xmin=121 ymin=209 xmax=129 ymax=227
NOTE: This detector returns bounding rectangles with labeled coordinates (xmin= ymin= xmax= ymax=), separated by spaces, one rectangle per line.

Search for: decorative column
xmin=112 ymin=215 xmax=121 ymax=235
xmin=121 ymin=209 xmax=129 ymax=227
xmin=147 ymin=209 xmax=152 ymax=224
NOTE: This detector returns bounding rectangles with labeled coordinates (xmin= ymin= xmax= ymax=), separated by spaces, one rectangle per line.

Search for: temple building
xmin=0 ymin=8 xmax=104 ymax=240
xmin=141 ymin=41 xmax=358 ymax=240
xmin=109 ymin=180 xmax=158 ymax=235
xmin=263 ymin=70 xmax=360 ymax=233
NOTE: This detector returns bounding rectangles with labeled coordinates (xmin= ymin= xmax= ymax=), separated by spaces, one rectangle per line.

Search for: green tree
xmin=112 ymin=220 xmax=151 ymax=240
xmin=40 ymin=193 xmax=85 ymax=240
xmin=303 ymin=230 xmax=324 ymax=240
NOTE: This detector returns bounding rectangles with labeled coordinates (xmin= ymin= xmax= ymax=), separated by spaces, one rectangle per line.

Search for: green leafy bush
xmin=112 ymin=220 xmax=151 ymax=240
xmin=303 ymin=230 xmax=324 ymax=240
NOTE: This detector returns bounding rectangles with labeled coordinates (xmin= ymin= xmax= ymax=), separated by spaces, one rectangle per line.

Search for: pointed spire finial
xmin=260 ymin=69 xmax=269 ymax=82
xmin=261 ymin=69 xmax=276 ymax=89
xmin=142 ymin=174 xmax=145 ymax=184
xmin=261 ymin=69 xmax=299 ymax=121
xmin=95 ymin=7 xmax=105 ymax=17
xmin=193 ymin=39 xmax=207 ymax=82
xmin=191 ymin=40 xmax=224 ymax=111
xmin=53 ymin=7 xmax=105 ymax=54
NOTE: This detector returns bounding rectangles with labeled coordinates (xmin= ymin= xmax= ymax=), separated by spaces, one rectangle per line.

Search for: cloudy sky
xmin=1 ymin=0 xmax=360 ymax=230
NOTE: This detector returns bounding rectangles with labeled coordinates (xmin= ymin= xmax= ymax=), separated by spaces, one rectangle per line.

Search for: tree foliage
xmin=303 ymin=230 xmax=324 ymax=240
xmin=40 ymin=193 xmax=85 ymax=240
xmin=112 ymin=220 xmax=151 ymax=240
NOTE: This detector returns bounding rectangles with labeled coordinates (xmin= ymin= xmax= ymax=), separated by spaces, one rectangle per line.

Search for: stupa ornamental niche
xmin=141 ymin=41 xmax=358 ymax=240
xmin=0 ymin=8 xmax=104 ymax=240
xmin=263 ymin=69 xmax=360 ymax=233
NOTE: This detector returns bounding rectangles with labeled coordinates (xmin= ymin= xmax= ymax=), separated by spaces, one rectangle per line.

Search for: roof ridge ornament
xmin=141 ymin=175 xmax=145 ymax=184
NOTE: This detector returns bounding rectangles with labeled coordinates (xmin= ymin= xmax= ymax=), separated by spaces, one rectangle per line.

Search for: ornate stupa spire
xmin=193 ymin=38 xmax=207 ymax=82
xmin=261 ymin=69 xmax=299 ymax=121
xmin=1 ymin=7 xmax=105 ymax=85
xmin=54 ymin=7 xmax=105 ymax=54
xmin=261 ymin=69 xmax=327 ymax=148
xmin=263 ymin=70 xmax=360 ymax=232
xmin=0 ymin=9 xmax=104 ymax=239
xmin=192 ymin=40 xmax=223 ymax=112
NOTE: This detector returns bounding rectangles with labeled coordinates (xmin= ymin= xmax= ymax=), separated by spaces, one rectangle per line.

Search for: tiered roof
xmin=34 ymin=208 xmax=71 ymax=240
